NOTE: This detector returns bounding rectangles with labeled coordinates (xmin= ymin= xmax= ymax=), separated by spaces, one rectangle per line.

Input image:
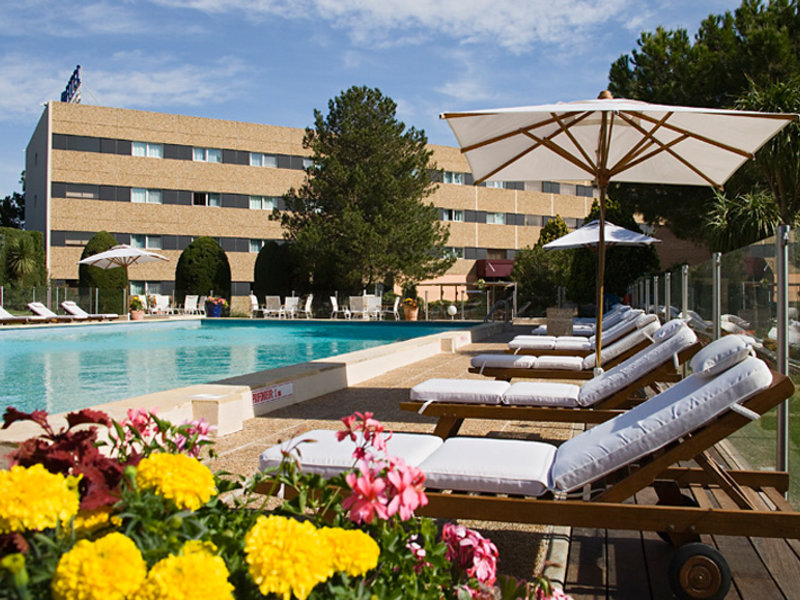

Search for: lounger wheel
xmin=668 ymin=542 xmax=731 ymax=600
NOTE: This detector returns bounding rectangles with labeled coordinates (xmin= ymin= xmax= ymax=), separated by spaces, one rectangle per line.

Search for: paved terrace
xmin=208 ymin=323 xmax=800 ymax=599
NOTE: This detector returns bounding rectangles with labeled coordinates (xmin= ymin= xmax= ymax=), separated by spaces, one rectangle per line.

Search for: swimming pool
xmin=1 ymin=319 xmax=471 ymax=414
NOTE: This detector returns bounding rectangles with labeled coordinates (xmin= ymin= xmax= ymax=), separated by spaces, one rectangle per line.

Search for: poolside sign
xmin=252 ymin=382 xmax=293 ymax=405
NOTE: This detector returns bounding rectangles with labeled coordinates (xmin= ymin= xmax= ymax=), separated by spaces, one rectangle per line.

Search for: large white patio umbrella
xmin=543 ymin=219 xmax=660 ymax=251
xmin=78 ymin=244 xmax=169 ymax=318
xmin=441 ymin=91 xmax=797 ymax=366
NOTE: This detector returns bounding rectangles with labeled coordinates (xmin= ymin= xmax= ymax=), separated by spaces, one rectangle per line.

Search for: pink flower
xmin=442 ymin=523 xmax=498 ymax=586
xmin=385 ymin=458 xmax=427 ymax=520
xmin=406 ymin=535 xmax=430 ymax=574
xmin=342 ymin=460 xmax=389 ymax=524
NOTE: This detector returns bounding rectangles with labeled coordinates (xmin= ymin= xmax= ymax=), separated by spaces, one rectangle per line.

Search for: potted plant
xmin=128 ymin=295 xmax=145 ymax=320
xmin=204 ymin=296 xmax=228 ymax=318
xmin=402 ymin=296 xmax=420 ymax=321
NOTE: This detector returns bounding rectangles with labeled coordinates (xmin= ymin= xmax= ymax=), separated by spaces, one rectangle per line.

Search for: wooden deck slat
xmin=606 ymin=529 xmax=652 ymax=599
xmin=634 ymin=488 xmax=674 ymax=600
xmin=565 ymin=527 xmax=607 ymax=599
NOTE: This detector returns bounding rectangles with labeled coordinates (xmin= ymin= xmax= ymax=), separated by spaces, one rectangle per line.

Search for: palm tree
xmin=6 ymin=235 xmax=38 ymax=282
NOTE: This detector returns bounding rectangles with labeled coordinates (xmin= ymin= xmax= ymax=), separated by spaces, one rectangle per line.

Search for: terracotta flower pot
xmin=403 ymin=305 xmax=419 ymax=321
xmin=130 ymin=310 xmax=145 ymax=321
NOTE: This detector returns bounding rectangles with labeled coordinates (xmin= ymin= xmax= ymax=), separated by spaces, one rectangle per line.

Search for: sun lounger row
xmin=531 ymin=303 xmax=633 ymax=336
xmin=508 ymin=310 xmax=656 ymax=356
xmin=402 ymin=319 xmax=700 ymax=437
xmin=0 ymin=302 xmax=118 ymax=325
xmin=258 ymin=338 xmax=797 ymax=599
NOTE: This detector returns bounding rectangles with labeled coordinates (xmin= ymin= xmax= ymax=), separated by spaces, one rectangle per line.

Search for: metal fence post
xmin=664 ymin=272 xmax=671 ymax=321
xmin=712 ymin=252 xmax=721 ymax=340
xmin=681 ymin=264 xmax=689 ymax=321
xmin=653 ymin=275 xmax=659 ymax=316
xmin=644 ymin=278 xmax=651 ymax=313
xmin=777 ymin=225 xmax=790 ymax=473
xmin=424 ymin=291 xmax=429 ymax=321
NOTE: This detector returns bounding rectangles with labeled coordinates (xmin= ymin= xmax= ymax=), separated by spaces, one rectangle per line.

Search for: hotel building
xmin=25 ymin=101 xmax=601 ymax=300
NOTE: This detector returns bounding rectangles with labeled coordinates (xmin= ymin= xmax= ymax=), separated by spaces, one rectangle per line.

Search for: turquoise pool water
xmin=1 ymin=319 xmax=470 ymax=414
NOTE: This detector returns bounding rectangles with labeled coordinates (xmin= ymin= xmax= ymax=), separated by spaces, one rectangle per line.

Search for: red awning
xmin=476 ymin=259 xmax=514 ymax=278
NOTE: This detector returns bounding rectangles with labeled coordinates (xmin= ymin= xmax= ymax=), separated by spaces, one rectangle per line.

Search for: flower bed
xmin=0 ymin=408 xmax=571 ymax=600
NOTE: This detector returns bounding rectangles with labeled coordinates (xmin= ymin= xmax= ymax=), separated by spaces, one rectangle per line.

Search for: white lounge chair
xmin=249 ymin=294 xmax=263 ymax=318
xmin=181 ymin=295 xmax=200 ymax=315
xmin=365 ymin=295 xmax=381 ymax=320
xmin=61 ymin=301 xmax=118 ymax=321
xmin=0 ymin=306 xmax=46 ymax=325
xmin=27 ymin=302 xmax=80 ymax=322
xmin=280 ymin=296 xmax=300 ymax=319
xmin=330 ymin=296 xmax=351 ymax=319
xmin=263 ymin=296 xmax=282 ymax=318
xmin=381 ymin=297 xmax=401 ymax=320
xmin=301 ymin=294 xmax=313 ymax=319
xmin=531 ymin=304 xmax=632 ymax=336
xmin=402 ymin=320 xmax=700 ymax=436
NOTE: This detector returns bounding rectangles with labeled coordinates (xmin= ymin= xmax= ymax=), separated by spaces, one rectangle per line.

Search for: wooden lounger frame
xmin=404 ymin=342 xmax=702 ymax=438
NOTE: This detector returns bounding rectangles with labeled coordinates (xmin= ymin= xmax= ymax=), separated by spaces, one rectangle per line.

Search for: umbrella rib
xmin=609 ymin=133 xmax=691 ymax=176
xmin=612 ymin=112 xmax=723 ymax=187
xmin=550 ymin=112 xmax=597 ymax=172
xmin=458 ymin=111 xmax=592 ymax=154
xmin=520 ymin=130 xmax=596 ymax=178
xmin=613 ymin=112 xmax=673 ymax=169
xmin=625 ymin=110 xmax=754 ymax=159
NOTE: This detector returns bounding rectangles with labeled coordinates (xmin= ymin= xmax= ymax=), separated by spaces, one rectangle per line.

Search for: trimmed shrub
xmin=253 ymin=241 xmax=293 ymax=299
xmin=174 ymin=237 xmax=231 ymax=300
xmin=78 ymin=231 xmax=125 ymax=315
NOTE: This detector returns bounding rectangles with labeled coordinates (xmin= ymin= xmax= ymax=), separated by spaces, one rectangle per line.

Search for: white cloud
xmin=152 ymin=0 xmax=637 ymax=53
xmin=0 ymin=1 xmax=156 ymax=37
xmin=0 ymin=53 xmax=251 ymax=121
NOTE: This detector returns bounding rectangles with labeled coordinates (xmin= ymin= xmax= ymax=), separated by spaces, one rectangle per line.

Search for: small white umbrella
xmin=543 ymin=220 xmax=660 ymax=250
xmin=441 ymin=91 xmax=797 ymax=366
xmin=78 ymin=244 xmax=169 ymax=318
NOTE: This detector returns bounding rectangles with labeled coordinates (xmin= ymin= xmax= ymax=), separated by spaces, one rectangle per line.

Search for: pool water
xmin=1 ymin=319 xmax=470 ymax=414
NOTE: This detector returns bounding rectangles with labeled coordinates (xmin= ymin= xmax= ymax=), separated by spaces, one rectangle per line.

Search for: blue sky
xmin=0 ymin=0 xmax=742 ymax=198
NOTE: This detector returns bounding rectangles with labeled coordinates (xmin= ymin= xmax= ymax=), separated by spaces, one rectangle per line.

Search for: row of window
xmin=54 ymin=230 xmax=519 ymax=260
xmin=53 ymin=182 xmax=581 ymax=227
xmin=55 ymin=134 xmax=588 ymax=193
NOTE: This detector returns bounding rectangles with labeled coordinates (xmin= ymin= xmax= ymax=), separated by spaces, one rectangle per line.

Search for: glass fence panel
xmin=669 ymin=267 xmax=682 ymax=319
xmin=686 ymin=258 xmax=714 ymax=332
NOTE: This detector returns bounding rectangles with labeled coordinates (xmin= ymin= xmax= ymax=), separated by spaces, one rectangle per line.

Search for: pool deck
xmin=207 ymin=322 xmax=800 ymax=598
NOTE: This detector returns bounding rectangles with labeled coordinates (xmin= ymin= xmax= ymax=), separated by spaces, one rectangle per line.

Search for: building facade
xmin=25 ymin=101 xmax=598 ymax=299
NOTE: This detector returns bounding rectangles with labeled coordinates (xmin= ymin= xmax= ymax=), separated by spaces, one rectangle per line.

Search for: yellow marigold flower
xmin=72 ymin=507 xmax=121 ymax=536
xmin=134 ymin=540 xmax=233 ymax=600
xmin=319 ymin=528 xmax=380 ymax=578
xmin=0 ymin=464 xmax=80 ymax=534
xmin=244 ymin=515 xmax=334 ymax=600
xmin=51 ymin=532 xmax=146 ymax=600
xmin=135 ymin=453 xmax=216 ymax=511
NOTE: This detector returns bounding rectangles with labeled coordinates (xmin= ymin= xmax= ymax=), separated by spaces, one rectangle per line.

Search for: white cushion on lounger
xmin=534 ymin=355 xmax=584 ymax=370
xmin=531 ymin=325 xmax=548 ymax=335
xmin=553 ymin=338 xmax=592 ymax=352
xmin=577 ymin=323 xmax=697 ymax=407
xmin=503 ymin=382 xmax=581 ymax=407
xmin=471 ymin=354 xmax=536 ymax=369
xmin=419 ymin=437 xmax=555 ymax=496
xmin=258 ymin=429 xmax=443 ymax=479
xmin=582 ymin=319 xmax=660 ymax=369
xmin=571 ymin=324 xmax=594 ymax=336
xmin=587 ymin=310 xmax=644 ymax=345
xmin=410 ymin=378 xmax=510 ymax=405
xmin=508 ymin=337 xmax=556 ymax=351
xmin=690 ymin=334 xmax=753 ymax=377
xmin=551 ymin=356 xmax=772 ymax=492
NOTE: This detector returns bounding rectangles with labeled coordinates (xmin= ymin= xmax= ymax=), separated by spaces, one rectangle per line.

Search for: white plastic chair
xmin=330 ymin=296 xmax=350 ymax=319
xmin=381 ymin=297 xmax=400 ymax=320
xmin=249 ymin=294 xmax=263 ymax=318
xmin=263 ymin=296 xmax=282 ymax=318
xmin=280 ymin=296 xmax=300 ymax=319
xmin=301 ymin=294 xmax=314 ymax=319
xmin=366 ymin=296 xmax=381 ymax=320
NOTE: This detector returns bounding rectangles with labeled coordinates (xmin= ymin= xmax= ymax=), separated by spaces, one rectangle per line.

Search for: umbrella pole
xmin=596 ymin=185 xmax=606 ymax=369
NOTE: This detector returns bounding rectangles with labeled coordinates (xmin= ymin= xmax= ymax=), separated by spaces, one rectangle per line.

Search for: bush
xmin=78 ymin=231 xmax=126 ymax=315
xmin=174 ymin=237 xmax=231 ymax=300
xmin=253 ymin=241 xmax=294 ymax=298
xmin=0 ymin=228 xmax=46 ymax=289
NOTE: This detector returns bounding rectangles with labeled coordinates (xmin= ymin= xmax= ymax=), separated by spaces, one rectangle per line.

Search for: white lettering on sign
xmin=252 ymin=382 xmax=294 ymax=405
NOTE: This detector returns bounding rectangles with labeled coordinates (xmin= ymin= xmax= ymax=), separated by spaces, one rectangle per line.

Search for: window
xmin=193 ymin=147 xmax=222 ymax=163
xmin=130 ymin=281 xmax=161 ymax=295
xmin=193 ymin=192 xmax=221 ymax=207
xmin=445 ymin=247 xmax=464 ymax=259
xmin=442 ymin=171 xmax=465 ymax=185
xmin=250 ymin=152 xmax=278 ymax=167
xmin=485 ymin=212 xmax=506 ymax=225
xmin=576 ymin=184 xmax=594 ymax=197
xmin=302 ymin=157 xmax=314 ymax=169
xmin=484 ymin=180 xmax=507 ymax=189
xmin=441 ymin=209 xmax=464 ymax=222
xmin=249 ymin=239 xmax=265 ymax=253
xmin=249 ymin=196 xmax=278 ymax=210
xmin=132 ymin=142 xmax=163 ymax=158
xmin=525 ymin=214 xmax=543 ymax=227
xmin=64 ymin=232 xmax=92 ymax=247
xmin=542 ymin=181 xmax=561 ymax=194
xmin=131 ymin=234 xmax=162 ymax=249
xmin=131 ymin=188 xmax=163 ymax=204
